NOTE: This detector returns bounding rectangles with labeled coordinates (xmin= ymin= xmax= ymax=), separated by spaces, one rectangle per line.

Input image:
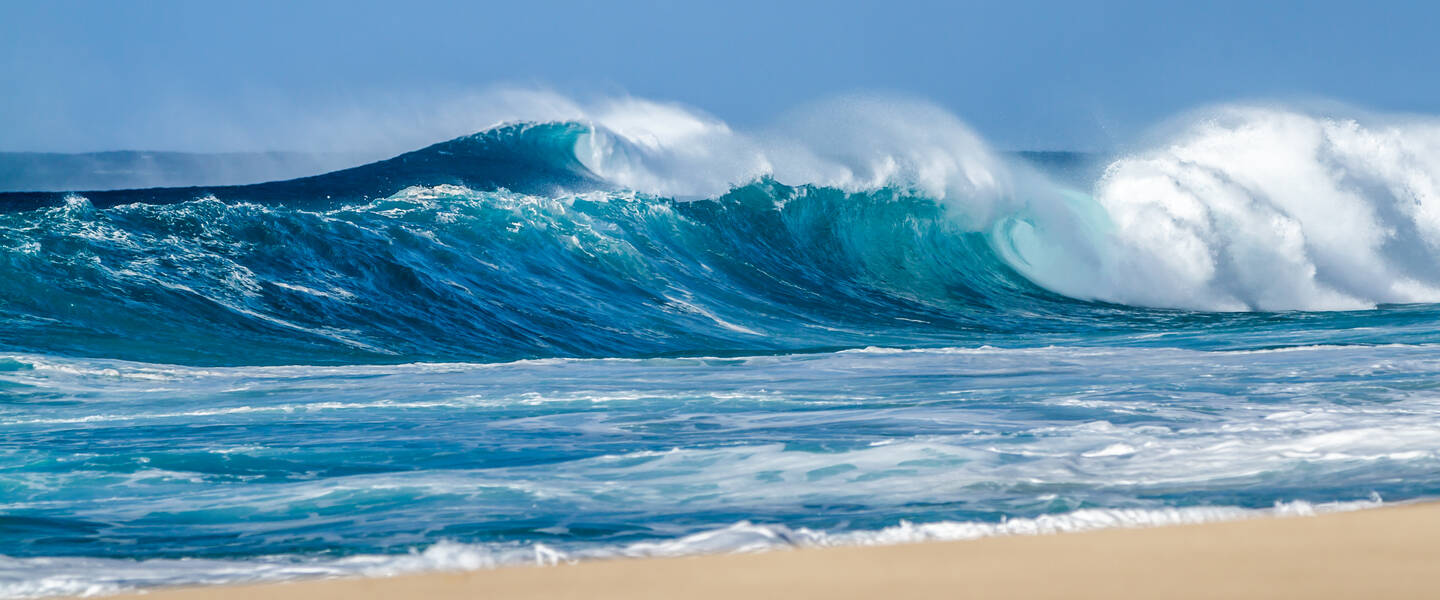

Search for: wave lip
xmin=574 ymin=96 xmax=1017 ymax=227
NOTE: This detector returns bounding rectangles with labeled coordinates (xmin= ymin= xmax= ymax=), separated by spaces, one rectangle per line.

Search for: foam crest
xmin=570 ymin=95 xmax=1016 ymax=228
xmin=1010 ymin=105 xmax=1440 ymax=311
xmin=574 ymin=98 xmax=770 ymax=199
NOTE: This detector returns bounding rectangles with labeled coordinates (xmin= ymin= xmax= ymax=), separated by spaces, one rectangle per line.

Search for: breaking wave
xmin=5 ymin=97 xmax=1440 ymax=366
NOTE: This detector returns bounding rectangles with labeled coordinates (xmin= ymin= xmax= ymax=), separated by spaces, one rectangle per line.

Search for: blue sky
xmin=2 ymin=0 xmax=1437 ymax=152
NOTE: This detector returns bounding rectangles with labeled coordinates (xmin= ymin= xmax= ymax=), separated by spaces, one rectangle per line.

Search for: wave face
xmin=0 ymin=182 xmax=1060 ymax=365
xmin=9 ymin=97 xmax=1440 ymax=597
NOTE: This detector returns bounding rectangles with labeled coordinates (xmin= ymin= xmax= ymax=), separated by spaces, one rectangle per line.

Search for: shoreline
xmin=77 ymin=500 xmax=1440 ymax=600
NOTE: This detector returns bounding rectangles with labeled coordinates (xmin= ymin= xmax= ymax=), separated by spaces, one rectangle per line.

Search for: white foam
xmin=1007 ymin=105 xmax=1440 ymax=311
xmin=0 ymin=499 xmax=1379 ymax=599
xmin=572 ymin=95 xmax=1016 ymax=228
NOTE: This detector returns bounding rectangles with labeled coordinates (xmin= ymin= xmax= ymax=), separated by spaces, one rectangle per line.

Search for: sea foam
xmin=0 ymin=499 xmax=1378 ymax=599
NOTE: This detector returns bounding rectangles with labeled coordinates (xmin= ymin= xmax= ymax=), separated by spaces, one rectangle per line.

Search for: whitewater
xmin=6 ymin=94 xmax=1440 ymax=597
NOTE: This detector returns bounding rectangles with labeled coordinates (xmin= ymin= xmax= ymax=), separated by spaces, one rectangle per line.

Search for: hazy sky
xmin=3 ymin=0 xmax=1438 ymax=153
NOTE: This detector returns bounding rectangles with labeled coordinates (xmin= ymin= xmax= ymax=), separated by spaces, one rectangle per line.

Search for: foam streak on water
xmin=2 ymin=344 xmax=1436 ymax=597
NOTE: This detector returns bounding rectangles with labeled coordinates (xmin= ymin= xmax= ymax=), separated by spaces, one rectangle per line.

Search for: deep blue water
xmin=5 ymin=113 xmax=1440 ymax=597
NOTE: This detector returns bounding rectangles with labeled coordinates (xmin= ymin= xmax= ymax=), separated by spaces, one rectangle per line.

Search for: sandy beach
xmin=84 ymin=502 xmax=1440 ymax=600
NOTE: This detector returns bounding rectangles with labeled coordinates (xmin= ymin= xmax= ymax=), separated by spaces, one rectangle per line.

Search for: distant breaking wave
xmin=6 ymin=97 xmax=1440 ymax=365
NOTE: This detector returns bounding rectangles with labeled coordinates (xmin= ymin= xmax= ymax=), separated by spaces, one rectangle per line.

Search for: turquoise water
xmin=6 ymin=110 xmax=1440 ymax=596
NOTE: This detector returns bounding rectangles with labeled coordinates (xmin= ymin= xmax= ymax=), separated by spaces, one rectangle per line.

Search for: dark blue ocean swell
xmin=0 ymin=123 xmax=601 ymax=211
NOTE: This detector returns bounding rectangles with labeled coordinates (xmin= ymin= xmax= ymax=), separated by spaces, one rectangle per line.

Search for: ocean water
xmin=5 ymin=99 xmax=1440 ymax=597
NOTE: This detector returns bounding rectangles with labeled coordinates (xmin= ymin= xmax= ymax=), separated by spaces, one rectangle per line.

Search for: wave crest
xmin=1011 ymin=106 xmax=1440 ymax=311
xmin=575 ymin=96 xmax=1015 ymax=229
